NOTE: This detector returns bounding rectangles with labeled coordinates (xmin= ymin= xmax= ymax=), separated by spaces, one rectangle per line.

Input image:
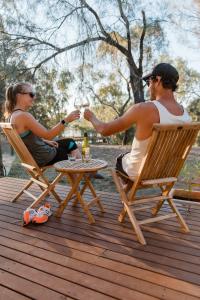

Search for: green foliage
xmin=187 ymin=98 xmax=200 ymax=145
xmin=179 ymin=157 xmax=200 ymax=190
xmin=29 ymin=68 xmax=74 ymax=129
xmin=187 ymin=98 xmax=200 ymax=122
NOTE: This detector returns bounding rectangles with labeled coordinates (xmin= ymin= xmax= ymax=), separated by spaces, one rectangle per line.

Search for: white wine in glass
xmin=74 ymin=98 xmax=83 ymax=111
xmin=74 ymin=98 xmax=83 ymax=118
xmin=82 ymin=97 xmax=90 ymax=109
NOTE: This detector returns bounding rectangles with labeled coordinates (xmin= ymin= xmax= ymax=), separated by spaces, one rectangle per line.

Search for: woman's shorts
xmin=46 ymin=138 xmax=78 ymax=165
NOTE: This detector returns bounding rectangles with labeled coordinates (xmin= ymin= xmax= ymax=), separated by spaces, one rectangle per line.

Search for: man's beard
xmin=150 ymin=88 xmax=156 ymax=100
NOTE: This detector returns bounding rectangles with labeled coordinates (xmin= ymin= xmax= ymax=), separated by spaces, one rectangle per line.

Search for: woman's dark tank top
xmin=10 ymin=109 xmax=57 ymax=166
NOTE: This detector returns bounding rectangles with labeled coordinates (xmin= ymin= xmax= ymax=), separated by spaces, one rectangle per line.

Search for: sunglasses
xmin=19 ymin=92 xmax=36 ymax=98
xmin=145 ymin=76 xmax=157 ymax=87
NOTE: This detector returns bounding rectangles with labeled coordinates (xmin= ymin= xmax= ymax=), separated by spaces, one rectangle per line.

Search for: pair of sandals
xmin=23 ymin=203 xmax=52 ymax=226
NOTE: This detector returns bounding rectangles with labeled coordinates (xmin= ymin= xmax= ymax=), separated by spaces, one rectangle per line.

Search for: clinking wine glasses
xmin=74 ymin=98 xmax=83 ymax=119
xmin=74 ymin=97 xmax=90 ymax=119
xmin=82 ymin=97 xmax=90 ymax=110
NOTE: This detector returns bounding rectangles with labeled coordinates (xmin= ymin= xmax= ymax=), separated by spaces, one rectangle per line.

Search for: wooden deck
xmin=0 ymin=177 xmax=200 ymax=300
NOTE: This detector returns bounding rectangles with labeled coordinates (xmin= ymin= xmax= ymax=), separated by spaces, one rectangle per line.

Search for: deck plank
xmin=0 ymin=285 xmax=31 ymax=300
xmin=0 ymin=177 xmax=200 ymax=299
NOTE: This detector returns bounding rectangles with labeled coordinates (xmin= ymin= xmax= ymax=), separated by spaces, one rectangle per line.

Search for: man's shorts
xmin=115 ymin=152 xmax=129 ymax=177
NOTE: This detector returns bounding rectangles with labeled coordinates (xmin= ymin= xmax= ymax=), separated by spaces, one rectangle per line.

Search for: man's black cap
xmin=142 ymin=63 xmax=179 ymax=83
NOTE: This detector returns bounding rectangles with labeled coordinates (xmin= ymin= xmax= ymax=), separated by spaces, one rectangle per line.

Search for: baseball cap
xmin=142 ymin=63 xmax=179 ymax=83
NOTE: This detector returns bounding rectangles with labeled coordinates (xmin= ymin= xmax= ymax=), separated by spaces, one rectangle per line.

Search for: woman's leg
xmin=46 ymin=138 xmax=80 ymax=165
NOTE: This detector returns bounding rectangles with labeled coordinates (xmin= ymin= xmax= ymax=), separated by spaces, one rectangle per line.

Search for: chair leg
xmin=28 ymin=188 xmax=51 ymax=209
xmin=118 ymin=207 xmax=127 ymax=222
xmin=167 ymin=198 xmax=190 ymax=233
xmin=124 ymin=203 xmax=146 ymax=245
xmin=12 ymin=180 xmax=33 ymax=202
xmin=151 ymin=200 xmax=165 ymax=216
xmin=47 ymin=172 xmax=63 ymax=203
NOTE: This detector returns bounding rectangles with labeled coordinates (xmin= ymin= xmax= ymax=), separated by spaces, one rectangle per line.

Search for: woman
xmin=4 ymin=82 xmax=81 ymax=166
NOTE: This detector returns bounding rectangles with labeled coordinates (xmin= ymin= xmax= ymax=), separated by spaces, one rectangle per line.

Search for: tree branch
xmin=138 ymin=10 xmax=146 ymax=73
xmin=88 ymin=86 xmax=119 ymax=115
xmin=117 ymin=0 xmax=131 ymax=52
xmin=0 ymin=30 xmax=60 ymax=51
xmin=21 ymin=36 xmax=104 ymax=76
xmin=80 ymin=0 xmax=129 ymax=57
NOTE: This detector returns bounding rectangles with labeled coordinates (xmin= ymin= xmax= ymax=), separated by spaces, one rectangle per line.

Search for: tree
xmin=0 ymin=17 xmax=33 ymax=176
xmin=30 ymin=68 xmax=74 ymax=129
xmin=79 ymin=64 xmax=134 ymax=144
xmin=0 ymin=0 xmax=168 ymax=103
xmin=187 ymin=98 xmax=200 ymax=146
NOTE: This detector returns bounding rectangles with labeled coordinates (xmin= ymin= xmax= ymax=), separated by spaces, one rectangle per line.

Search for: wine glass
xmin=82 ymin=97 xmax=90 ymax=110
xmin=74 ymin=98 xmax=82 ymax=110
xmin=74 ymin=98 xmax=83 ymax=119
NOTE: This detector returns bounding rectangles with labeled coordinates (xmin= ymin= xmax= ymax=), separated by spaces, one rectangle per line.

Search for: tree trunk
xmin=128 ymin=64 xmax=145 ymax=104
xmin=122 ymin=129 xmax=129 ymax=145
xmin=134 ymin=79 xmax=145 ymax=103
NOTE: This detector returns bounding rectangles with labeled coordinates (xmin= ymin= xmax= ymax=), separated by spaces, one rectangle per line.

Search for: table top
xmin=54 ymin=159 xmax=108 ymax=173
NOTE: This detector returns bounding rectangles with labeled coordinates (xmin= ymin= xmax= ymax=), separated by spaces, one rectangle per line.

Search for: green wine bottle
xmin=82 ymin=132 xmax=90 ymax=162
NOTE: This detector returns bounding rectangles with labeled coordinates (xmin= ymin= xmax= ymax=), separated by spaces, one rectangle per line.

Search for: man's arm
xmin=84 ymin=103 xmax=143 ymax=136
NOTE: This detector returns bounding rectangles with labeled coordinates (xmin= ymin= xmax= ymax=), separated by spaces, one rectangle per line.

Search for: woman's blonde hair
xmin=4 ymin=82 xmax=31 ymax=118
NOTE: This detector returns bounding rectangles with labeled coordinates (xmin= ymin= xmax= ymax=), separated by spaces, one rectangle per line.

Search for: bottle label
xmin=85 ymin=147 xmax=90 ymax=162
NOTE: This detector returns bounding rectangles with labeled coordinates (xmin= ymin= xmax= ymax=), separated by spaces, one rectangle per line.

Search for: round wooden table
xmin=54 ymin=159 xmax=107 ymax=223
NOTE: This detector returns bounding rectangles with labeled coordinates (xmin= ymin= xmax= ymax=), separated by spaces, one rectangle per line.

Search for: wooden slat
xmin=0 ymin=269 xmax=73 ymax=300
xmin=173 ymin=189 xmax=200 ymax=201
xmin=23 ymin=190 xmax=38 ymax=200
xmin=0 ymin=285 xmax=31 ymax=300
xmin=141 ymin=177 xmax=177 ymax=185
xmin=138 ymin=213 xmax=177 ymax=225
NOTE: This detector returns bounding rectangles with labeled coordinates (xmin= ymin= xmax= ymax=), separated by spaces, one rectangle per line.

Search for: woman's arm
xmin=20 ymin=110 xmax=80 ymax=140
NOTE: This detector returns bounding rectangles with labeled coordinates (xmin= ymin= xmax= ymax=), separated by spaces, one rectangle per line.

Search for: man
xmin=84 ymin=63 xmax=191 ymax=180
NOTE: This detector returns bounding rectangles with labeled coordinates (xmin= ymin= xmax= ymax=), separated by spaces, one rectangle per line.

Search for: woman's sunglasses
xmin=19 ymin=92 xmax=36 ymax=98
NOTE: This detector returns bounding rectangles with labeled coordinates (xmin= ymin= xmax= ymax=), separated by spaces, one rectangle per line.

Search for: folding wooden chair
xmin=112 ymin=123 xmax=200 ymax=245
xmin=0 ymin=123 xmax=63 ymax=208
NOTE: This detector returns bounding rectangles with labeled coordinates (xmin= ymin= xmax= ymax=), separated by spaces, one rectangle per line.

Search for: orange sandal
xmin=23 ymin=208 xmax=37 ymax=226
xmin=32 ymin=203 xmax=52 ymax=224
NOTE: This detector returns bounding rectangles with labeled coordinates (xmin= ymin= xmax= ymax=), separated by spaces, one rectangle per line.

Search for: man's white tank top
xmin=122 ymin=100 xmax=192 ymax=180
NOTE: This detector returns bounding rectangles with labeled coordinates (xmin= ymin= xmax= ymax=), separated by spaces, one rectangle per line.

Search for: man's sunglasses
xmin=145 ymin=76 xmax=157 ymax=87
xmin=19 ymin=92 xmax=36 ymax=98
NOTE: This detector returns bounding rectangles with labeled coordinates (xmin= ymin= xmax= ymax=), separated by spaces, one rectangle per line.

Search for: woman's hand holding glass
xmin=65 ymin=110 xmax=80 ymax=123
xmin=74 ymin=97 xmax=90 ymax=119
xmin=74 ymin=98 xmax=83 ymax=118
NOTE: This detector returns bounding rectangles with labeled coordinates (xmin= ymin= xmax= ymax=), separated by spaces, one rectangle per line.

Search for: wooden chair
xmin=112 ymin=123 xmax=200 ymax=245
xmin=0 ymin=123 xmax=63 ymax=208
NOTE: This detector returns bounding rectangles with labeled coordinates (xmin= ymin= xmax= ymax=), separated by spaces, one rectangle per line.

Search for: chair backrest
xmin=0 ymin=123 xmax=40 ymax=172
xmin=136 ymin=123 xmax=200 ymax=184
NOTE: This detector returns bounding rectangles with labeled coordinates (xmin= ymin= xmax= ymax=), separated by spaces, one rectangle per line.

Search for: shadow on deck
xmin=0 ymin=177 xmax=200 ymax=300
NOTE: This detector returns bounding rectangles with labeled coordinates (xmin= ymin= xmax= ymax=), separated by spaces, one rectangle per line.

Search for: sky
xmin=166 ymin=0 xmax=200 ymax=72
xmin=169 ymin=34 xmax=199 ymax=72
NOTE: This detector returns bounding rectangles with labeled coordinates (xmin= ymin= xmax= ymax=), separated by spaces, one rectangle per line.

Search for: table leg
xmin=55 ymin=173 xmax=83 ymax=217
xmin=56 ymin=172 xmax=96 ymax=224
xmin=84 ymin=175 xmax=105 ymax=213
xmin=76 ymin=190 xmax=95 ymax=224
